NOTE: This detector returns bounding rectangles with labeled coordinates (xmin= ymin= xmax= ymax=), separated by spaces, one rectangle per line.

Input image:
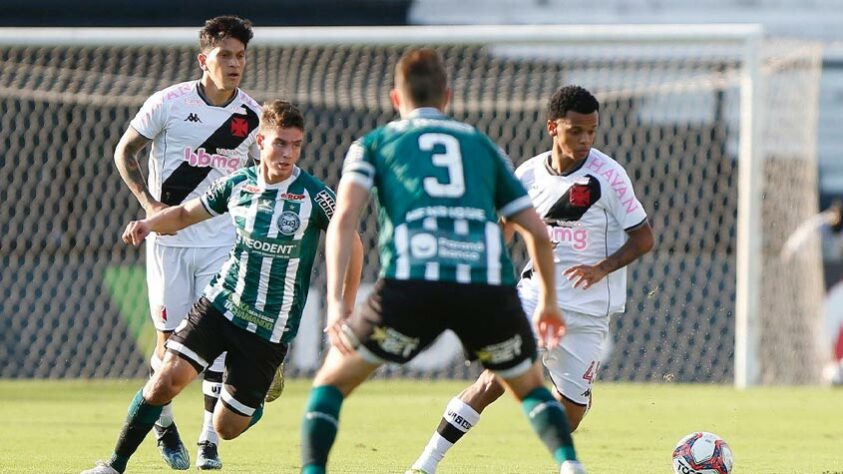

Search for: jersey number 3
xmin=419 ymin=133 xmax=465 ymax=198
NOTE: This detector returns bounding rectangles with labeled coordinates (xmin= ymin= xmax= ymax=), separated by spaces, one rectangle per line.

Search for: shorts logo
xmin=475 ymin=334 xmax=523 ymax=365
xmin=370 ymin=326 xmax=419 ymax=358
xmin=156 ymin=305 xmax=168 ymax=323
xmin=277 ymin=211 xmax=301 ymax=236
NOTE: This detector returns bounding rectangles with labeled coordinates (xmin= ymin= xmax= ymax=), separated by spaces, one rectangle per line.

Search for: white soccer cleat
xmin=265 ymin=362 xmax=286 ymax=402
xmin=80 ymin=461 xmax=120 ymax=474
xmin=560 ymin=460 xmax=587 ymax=474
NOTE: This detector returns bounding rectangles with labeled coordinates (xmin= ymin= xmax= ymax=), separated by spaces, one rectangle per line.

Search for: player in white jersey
xmin=407 ymin=86 xmax=654 ymax=474
xmin=112 ymin=16 xmax=259 ymax=470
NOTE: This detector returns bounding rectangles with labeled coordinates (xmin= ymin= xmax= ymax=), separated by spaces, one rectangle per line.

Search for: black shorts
xmin=343 ymin=278 xmax=536 ymax=377
xmin=167 ymin=297 xmax=288 ymax=416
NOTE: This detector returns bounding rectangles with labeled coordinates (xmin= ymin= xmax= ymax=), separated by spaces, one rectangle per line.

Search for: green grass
xmin=0 ymin=380 xmax=841 ymax=473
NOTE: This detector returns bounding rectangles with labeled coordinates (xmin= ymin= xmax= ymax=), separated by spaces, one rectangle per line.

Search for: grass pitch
xmin=0 ymin=379 xmax=841 ymax=473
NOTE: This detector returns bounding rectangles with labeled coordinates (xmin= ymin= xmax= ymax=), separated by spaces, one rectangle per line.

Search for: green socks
xmin=521 ymin=387 xmax=577 ymax=463
xmin=108 ymin=388 xmax=165 ymax=473
xmin=300 ymin=385 xmax=344 ymax=473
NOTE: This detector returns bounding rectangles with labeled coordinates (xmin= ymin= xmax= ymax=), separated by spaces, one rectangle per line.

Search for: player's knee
xmin=214 ymin=422 xmax=245 ymax=441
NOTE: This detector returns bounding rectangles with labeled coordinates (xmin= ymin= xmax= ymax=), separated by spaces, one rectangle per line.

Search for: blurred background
xmin=0 ymin=0 xmax=841 ymax=386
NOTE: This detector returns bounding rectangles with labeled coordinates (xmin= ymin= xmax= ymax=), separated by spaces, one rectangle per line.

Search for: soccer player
xmin=407 ymin=85 xmax=654 ymax=474
xmin=299 ymin=49 xmax=586 ymax=474
xmin=112 ymin=15 xmax=262 ymax=469
xmin=81 ymin=100 xmax=363 ymax=474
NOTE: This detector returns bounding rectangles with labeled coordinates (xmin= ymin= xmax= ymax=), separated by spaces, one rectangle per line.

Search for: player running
xmin=299 ymin=48 xmax=585 ymax=474
xmin=112 ymin=15 xmax=264 ymax=470
xmin=407 ymin=85 xmax=654 ymax=474
xmin=81 ymin=100 xmax=363 ymax=474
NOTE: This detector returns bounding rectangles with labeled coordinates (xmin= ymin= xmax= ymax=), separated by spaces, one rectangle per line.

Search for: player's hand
xmin=325 ymin=300 xmax=354 ymax=355
xmin=122 ymin=220 xmax=151 ymax=247
xmin=533 ymin=304 xmax=566 ymax=349
xmin=563 ymin=263 xmax=609 ymax=290
xmin=145 ymin=201 xmax=176 ymax=236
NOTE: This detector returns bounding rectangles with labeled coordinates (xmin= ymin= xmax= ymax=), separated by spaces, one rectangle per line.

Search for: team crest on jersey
xmin=230 ymin=117 xmax=249 ymax=138
xmin=277 ymin=211 xmax=301 ymax=235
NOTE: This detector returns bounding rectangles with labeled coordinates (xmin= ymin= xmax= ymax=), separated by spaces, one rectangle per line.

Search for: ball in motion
xmin=672 ymin=431 xmax=733 ymax=474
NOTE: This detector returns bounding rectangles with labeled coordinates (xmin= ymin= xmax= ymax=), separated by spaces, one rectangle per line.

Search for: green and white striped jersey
xmin=199 ymin=166 xmax=335 ymax=343
xmin=342 ymin=108 xmax=531 ymax=286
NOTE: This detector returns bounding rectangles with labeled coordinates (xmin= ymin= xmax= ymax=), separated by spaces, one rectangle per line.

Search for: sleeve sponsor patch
xmin=314 ymin=189 xmax=336 ymax=220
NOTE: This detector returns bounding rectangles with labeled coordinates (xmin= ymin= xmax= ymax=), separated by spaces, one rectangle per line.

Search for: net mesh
xmin=0 ymin=35 xmax=824 ymax=383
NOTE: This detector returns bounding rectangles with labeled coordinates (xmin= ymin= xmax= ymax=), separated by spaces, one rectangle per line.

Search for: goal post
xmin=0 ymin=25 xmax=824 ymax=385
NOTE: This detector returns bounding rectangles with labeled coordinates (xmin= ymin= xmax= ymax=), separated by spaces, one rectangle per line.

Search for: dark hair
xmin=394 ymin=48 xmax=448 ymax=107
xmin=547 ymin=85 xmax=599 ymax=121
xmin=261 ymin=100 xmax=305 ymax=131
xmin=199 ymin=15 xmax=254 ymax=52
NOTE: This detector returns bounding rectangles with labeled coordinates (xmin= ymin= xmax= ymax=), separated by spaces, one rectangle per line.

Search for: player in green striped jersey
xmin=300 ymin=49 xmax=585 ymax=474
xmin=81 ymin=101 xmax=363 ymax=474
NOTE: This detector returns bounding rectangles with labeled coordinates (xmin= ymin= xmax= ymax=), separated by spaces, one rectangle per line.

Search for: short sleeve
xmin=340 ymin=139 xmax=376 ymax=190
xmin=605 ymin=166 xmax=648 ymax=231
xmin=312 ymin=186 xmax=337 ymax=231
xmin=489 ymin=141 xmax=531 ymax=218
xmin=129 ymin=91 xmax=167 ymax=140
xmin=200 ymin=176 xmax=233 ymax=216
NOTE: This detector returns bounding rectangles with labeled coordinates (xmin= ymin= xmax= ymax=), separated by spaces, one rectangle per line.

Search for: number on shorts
xmin=582 ymin=361 xmax=600 ymax=383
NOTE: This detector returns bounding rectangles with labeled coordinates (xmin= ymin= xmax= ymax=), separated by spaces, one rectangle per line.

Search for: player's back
xmin=344 ymin=108 xmax=531 ymax=286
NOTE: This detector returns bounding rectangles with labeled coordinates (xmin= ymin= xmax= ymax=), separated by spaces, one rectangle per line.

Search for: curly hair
xmin=547 ymin=85 xmax=599 ymax=121
xmin=199 ymin=15 xmax=254 ymax=52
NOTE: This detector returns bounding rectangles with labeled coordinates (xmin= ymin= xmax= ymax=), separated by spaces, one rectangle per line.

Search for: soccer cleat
xmin=154 ymin=423 xmax=190 ymax=470
xmin=196 ymin=441 xmax=223 ymax=470
xmin=79 ymin=461 xmax=120 ymax=474
xmin=265 ymin=361 xmax=286 ymax=402
xmin=560 ymin=460 xmax=587 ymax=474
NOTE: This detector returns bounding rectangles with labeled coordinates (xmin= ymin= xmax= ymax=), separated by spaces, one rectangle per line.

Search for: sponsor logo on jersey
xmin=244 ymin=185 xmax=262 ymax=194
xmin=314 ymin=190 xmax=336 ymax=219
xmin=237 ymin=233 xmax=300 ymax=257
xmin=475 ymin=334 xmax=523 ymax=364
xmin=279 ymin=192 xmax=306 ymax=201
xmin=183 ymin=147 xmax=240 ymax=173
xmin=230 ymin=117 xmax=249 ymax=138
xmin=277 ymin=211 xmax=301 ymax=235
xmin=547 ymin=225 xmax=589 ymax=251
xmin=184 ymin=113 xmax=202 ymax=123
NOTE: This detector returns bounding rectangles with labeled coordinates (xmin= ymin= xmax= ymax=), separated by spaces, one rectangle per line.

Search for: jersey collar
xmin=544 ymin=150 xmax=591 ymax=177
xmin=408 ymin=107 xmax=446 ymax=119
xmin=258 ymin=166 xmax=301 ymax=189
xmin=195 ymin=81 xmax=240 ymax=109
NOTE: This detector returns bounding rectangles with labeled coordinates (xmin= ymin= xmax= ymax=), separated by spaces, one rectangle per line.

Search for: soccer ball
xmin=672 ymin=432 xmax=733 ymax=474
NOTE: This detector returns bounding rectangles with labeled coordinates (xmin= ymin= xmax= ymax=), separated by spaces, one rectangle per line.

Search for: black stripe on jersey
xmin=543 ymin=174 xmax=602 ymax=223
xmin=160 ymin=105 xmax=259 ymax=206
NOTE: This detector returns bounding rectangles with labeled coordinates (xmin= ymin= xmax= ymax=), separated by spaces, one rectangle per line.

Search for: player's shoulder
xmin=153 ymin=80 xmax=198 ymax=104
xmin=515 ymin=151 xmax=550 ymax=178
xmin=295 ymin=167 xmax=331 ymax=192
xmin=587 ymin=148 xmax=631 ymax=179
xmin=235 ymin=90 xmax=261 ymax=114
xmin=227 ymin=166 xmax=257 ymax=184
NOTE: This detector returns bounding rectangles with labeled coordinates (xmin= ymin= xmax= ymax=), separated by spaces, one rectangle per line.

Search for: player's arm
xmin=122 ymin=198 xmax=213 ymax=247
xmin=564 ymin=221 xmax=654 ymax=289
xmin=114 ymin=127 xmax=167 ymax=216
xmin=325 ymin=180 xmax=369 ymax=353
xmin=507 ymin=206 xmax=565 ymax=348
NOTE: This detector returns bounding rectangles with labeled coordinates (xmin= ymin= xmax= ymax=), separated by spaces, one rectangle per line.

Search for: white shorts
xmin=146 ymin=241 xmax=230 ymax=332
xmin=517 ymin=281 xmax=610 ymax=406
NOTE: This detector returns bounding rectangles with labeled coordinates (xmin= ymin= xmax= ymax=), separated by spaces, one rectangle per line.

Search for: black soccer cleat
xmin=196 ymin=440 xmax=223 ymax=470
xmin=154 ymin=423 xmax=190 ymax=470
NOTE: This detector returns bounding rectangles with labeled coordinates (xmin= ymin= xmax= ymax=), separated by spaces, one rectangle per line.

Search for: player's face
xmin=199 ymin=37 xmax=247 ymax=91
xmin=257 ymin=126 xmax=304 ymax=183
xmin=548 ymin=111 xmax=599 ymax=161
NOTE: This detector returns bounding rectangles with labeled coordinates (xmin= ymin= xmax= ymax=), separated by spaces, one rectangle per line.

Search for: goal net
xmin=0 ymin=25 xmax=824 ymax=385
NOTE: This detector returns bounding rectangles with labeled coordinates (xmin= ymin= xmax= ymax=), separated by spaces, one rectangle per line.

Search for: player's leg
xmin=80 ymin=355 xmax=198 ymax=474
xmin=192 ymin=246 xmax=229 ymax=470
xmin=453 ymin=283 xmax=584 ymax=473
xmin=146 ymin=242 xmax=194 ymax=469
xmin=80 ymin=330 xmax=207 ymax=474
xmin=541 ymin=310 xmax=609 ymax=432
xmin=301 ymin=279 xmax=441 ymax=474
xmin=207 ymin=319 xmax=289 ymax=441
xmin=407 ymin=370 xmax=505 ymax=474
